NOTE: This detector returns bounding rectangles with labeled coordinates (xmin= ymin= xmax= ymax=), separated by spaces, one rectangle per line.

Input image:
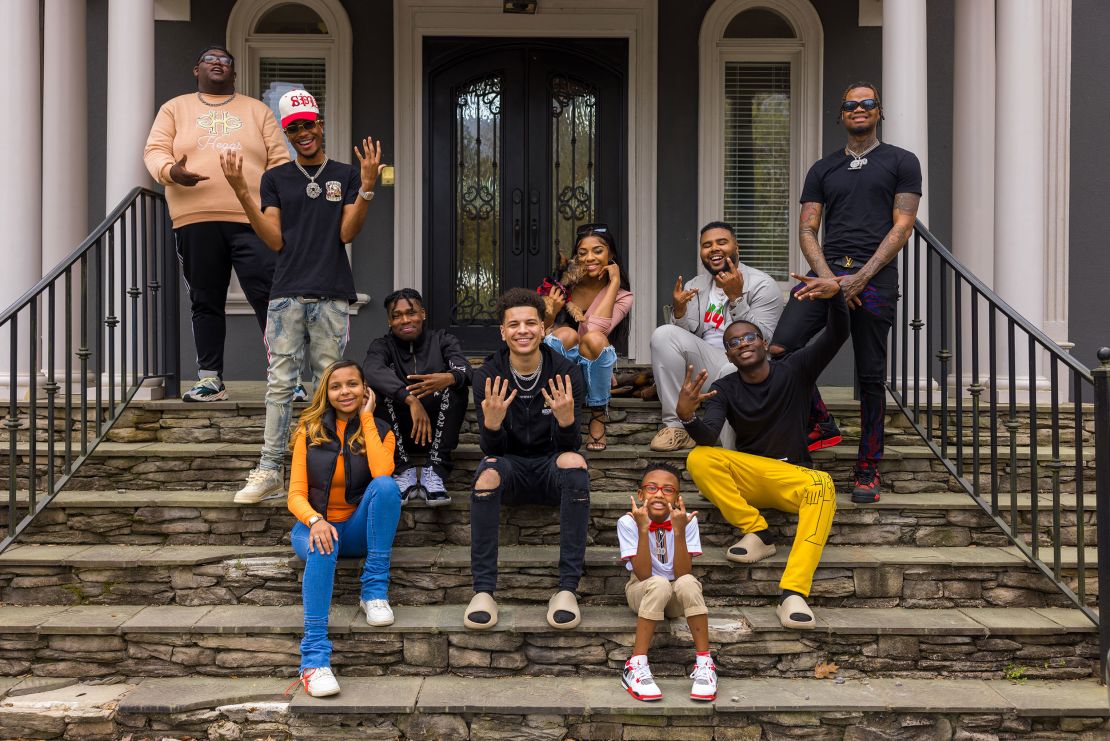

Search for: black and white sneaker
xmin=621 ymin=659 xmax=662 ymax=701
xmin=395 ymin=467 xmax=420 ymax=504
xmin=182 ymin=376 xmax=228 ymax=402
xmin=421 ymin=466 xmax=451 ymax=507
xmin=292 ymin=383 xmax=309 ymax=403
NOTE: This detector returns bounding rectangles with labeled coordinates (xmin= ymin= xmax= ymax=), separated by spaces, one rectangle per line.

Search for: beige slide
xmin=725 ymin=531 xmax=777 ymax=564
xmin=546 ymin=590 xmax=581 ymax=630
xmin=463 ymin=592 xmax=499 ymax=630
xmin=776 ymin=594 xmax=816 ymax=630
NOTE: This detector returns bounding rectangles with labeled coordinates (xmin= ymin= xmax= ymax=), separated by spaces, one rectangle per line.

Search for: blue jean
xmin=543 ymin=334 xmax=617 ymax=407
xmin=261 ymin=297 xmax=349 ymax=471
xmin=291 ymin=475 xmax=401 ymax=671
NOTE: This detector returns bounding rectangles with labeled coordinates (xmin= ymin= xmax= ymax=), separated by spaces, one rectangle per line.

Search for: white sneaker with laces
xmin=621 ymin=659 xmax=662 ymax=701
xmin=300 ymin=667 xmax=340 ymax=697
xmin=420 ymin=466 xmax=451 ymax=506
xmin=689 ymin=660 xmax=718 ymax=701
xmin=234 ymin=467 xmax=284 ymax=504
xmin=361 ymin=598 xmax=395 ymax=627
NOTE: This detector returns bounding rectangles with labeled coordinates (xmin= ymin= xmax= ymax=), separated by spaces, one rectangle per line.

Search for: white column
xmin=1042 ymin=0 xmax=1072 ymax=348
xmin=995 ymin=0 xmax=1045 ymax=399
xmin=106 ymin=0 xmax=156 ymax=206
xmin=0 ymin=0 xmax=42 ymax=400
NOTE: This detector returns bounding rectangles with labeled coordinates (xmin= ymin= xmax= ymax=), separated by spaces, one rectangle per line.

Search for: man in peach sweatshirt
xmin=144 ymin=45 xmax=289 ymax=402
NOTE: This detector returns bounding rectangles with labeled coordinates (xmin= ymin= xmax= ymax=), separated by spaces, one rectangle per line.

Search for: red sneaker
xmin=807 ymin=418 xmax=843 ymax=452
xmin=851 ymin=468 xmax=882 ymax=504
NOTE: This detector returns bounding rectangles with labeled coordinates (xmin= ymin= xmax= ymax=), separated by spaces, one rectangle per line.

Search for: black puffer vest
xmin=306 ymin=409 xmax=392 ymax=518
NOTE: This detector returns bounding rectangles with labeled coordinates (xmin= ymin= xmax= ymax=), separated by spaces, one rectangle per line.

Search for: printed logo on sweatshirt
xmin=703 ymin=302 xmax=726 ymax=330
xmin=196 ymin=110 xmax=243 ymax=137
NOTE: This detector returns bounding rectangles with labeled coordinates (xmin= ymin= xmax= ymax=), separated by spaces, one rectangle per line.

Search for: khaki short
xmin=624 ymin=573 xmax=708 ymax=621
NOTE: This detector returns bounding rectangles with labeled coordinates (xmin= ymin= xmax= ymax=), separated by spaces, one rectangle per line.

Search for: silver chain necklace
xmin=197 ymin=91 xmax=236 ymax=107
xmin=845 ymin=140 xmax=881 ymax=170
xmin=509 ymin=354 xmax=543 ymax=393
xmin=294 ymin=156 xmax=329 ymax=199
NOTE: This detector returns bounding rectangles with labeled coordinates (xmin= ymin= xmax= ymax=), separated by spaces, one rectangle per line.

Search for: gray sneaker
xmin=182 ymin=376 xmax=228 ymax=402
xmin=395 ymin=467 xmax=420 ymax=504
xmin=234 ymin=467 xmax=284 ymax=504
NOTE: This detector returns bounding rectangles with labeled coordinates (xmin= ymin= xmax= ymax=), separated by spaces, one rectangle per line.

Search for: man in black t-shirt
xmin=220 ymin=89 xmax=385 ymax=504
xmin=769 ymin=81 xmax=922 ymax=505
xmin=680 ymin=274 xmax=848 ymax=631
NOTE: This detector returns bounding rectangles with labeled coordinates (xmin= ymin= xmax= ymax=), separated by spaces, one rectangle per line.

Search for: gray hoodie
xmin=666 ymin=262 xmax=783 ymax=344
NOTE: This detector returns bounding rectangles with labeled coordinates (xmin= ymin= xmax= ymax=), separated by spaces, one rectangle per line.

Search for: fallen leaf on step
xmin=814 ymin=660 xmax=839 ymax=679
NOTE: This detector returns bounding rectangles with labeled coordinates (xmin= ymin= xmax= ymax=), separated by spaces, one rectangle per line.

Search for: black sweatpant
xmin=377 ymin=386 xmax=468 ymax=478
xmin=174 ymin=221 xmax=276 ymax=376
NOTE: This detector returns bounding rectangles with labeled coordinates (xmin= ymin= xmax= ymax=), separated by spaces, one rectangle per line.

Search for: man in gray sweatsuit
xmin=649 ymin=221 xmax=783 ymax=451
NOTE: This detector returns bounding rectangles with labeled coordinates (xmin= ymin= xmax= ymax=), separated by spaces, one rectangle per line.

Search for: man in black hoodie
xmin=363 ymin=289 xmax=471 ymax=505
xmin=465 ymin=288 xmax=589 ymax=632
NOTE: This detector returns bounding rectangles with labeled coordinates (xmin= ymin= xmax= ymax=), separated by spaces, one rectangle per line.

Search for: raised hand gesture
xmin=219 ymin=151 xmax=248 ymax=197
xmin=480 ymin=376 xmax=517 ymax=431
xmin=360 ymin=386 xmax=377 ymax=415
xmin=670 ymin=496 xmax=698 ymax=531
xmin=675 ymin=364 xmax=717 ymax=422
xmin=628 ymin=494 xmax=651 ymax=532
xmin=713 ymin=258 xmax=745 ymax=302
xmin=791 ymin=272 xmax=842 ymax=301
xmin=541 ymin=374 xmax=576 ymax=427
xmin=169 ymin=154 xmax=209 ymax=187
xmin=353 ymin=136 xmax=385 ymax=192
xmin=671 ymin=276 xmax=699 ymax=319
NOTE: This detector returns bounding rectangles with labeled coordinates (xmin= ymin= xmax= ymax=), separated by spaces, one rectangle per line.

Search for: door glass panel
xmin=453 ymin=75 xmax=502 ymax=326
xmin=723 ymin=62 xmax=791 ymax=280
xmin=550 ymin=75 xmax=597 ymax=272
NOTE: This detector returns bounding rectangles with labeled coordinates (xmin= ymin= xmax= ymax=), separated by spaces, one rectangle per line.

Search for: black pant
xmin=470 ymin=454 xmax=591 ymax=595
xmin=376 ymin=386 xmax=467 ymax=477
xmin=774 ymin=267 xmax=898 ymax=469
xmin=174 ymin=221 xmax=276 ymax=376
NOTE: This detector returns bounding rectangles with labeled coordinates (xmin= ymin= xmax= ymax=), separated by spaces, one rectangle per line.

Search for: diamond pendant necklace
xmin=845 ymin=140 xmax=880 ymax=170
xmin=294 ymin=156 xmax=329 ymax=198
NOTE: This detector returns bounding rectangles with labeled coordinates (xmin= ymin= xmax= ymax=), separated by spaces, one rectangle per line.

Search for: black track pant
xmin=174 ymin=221 xmax=276 ymax=377
xmin=376 ymin=386 xmax=468 ymax=478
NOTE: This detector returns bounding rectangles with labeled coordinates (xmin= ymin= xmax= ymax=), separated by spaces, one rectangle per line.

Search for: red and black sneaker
xmin=807 ymin=418 xmax=843 ymax=452
xmin=851 ymin=468 xmax=882 ymax=504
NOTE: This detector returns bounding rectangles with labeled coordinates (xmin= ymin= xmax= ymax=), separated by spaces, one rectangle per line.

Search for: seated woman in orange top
xmin=286 ymin=360 xmax=401 ymax=698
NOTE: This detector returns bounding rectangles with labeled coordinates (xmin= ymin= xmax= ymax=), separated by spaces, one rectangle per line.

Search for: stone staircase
xmin=0 ymin=384 xmax=1105 ymax=739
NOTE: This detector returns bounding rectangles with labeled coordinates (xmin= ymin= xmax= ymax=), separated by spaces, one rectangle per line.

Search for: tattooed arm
xmin=799 ymin=201 xmax=835 ymax=279
xmin=839 ymin=192 xmax=921 ymax=306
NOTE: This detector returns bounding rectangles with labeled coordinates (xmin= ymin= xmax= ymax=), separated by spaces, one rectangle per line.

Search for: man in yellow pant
xmin=676 ymin=273 xmax=848 ymax=630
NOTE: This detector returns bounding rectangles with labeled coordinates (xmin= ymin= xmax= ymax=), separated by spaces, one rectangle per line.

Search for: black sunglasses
xmin=199 ymin=54 xmax=233 ymax=66
xmin=283 ymin=119 xmax=323 ymax=135
xmin=725 ymin=332 xmax=762 ymax=349
xmin=841 ymin=98 xmax=880 ymax=113
xmin=576 ymin=223 xmax=609 ymax=238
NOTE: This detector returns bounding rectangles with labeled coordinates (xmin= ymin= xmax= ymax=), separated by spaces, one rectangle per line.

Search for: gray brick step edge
xmin=0 ymin=543 xmax=1097 ymax=570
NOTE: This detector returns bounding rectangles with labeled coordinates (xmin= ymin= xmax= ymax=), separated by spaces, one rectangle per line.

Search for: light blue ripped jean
xmin=260 ymin=297 xmax=349 ymax=471
xmin=543 ymin=334 xmax=617 ymax=408
xmin=291 ymin=475 xmax=402 ymax=671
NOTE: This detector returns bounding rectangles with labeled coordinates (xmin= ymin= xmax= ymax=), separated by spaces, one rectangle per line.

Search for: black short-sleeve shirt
xmin=260 ymin=160 xmax=360 ymax=301
xmin=800 ymin=143 xmax=922 ymax=269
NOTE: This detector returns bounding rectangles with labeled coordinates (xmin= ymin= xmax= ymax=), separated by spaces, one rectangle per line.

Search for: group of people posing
xmin=145 ymin=47 xmax=921 ymax=704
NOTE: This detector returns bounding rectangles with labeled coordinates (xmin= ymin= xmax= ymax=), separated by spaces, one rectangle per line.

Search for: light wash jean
xmin=543 ymin=334 xmax=617 ymax=408
xmin=291 ymin=475 xmax=402 ymax=671
xmin=260 ymin=297 xmax=349 ymax=471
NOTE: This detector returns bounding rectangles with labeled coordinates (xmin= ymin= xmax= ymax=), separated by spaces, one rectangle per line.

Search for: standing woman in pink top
xmin=543 ymin=224 xmax=634 ymax=450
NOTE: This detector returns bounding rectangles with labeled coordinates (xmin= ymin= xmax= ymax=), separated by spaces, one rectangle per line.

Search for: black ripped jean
xmin=470 ymin=454 xmax=591 ymax=594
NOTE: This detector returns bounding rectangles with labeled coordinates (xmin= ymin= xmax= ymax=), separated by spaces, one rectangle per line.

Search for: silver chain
xmin=845 ymin=140 xmax=881 ymax=170
xmin=294 ymin=156 xmax=329 ymax=184
xmin=197 ymin=91 xmax=236 ymax=107
xmin=509 ymin=355 xmax=543 ymax=393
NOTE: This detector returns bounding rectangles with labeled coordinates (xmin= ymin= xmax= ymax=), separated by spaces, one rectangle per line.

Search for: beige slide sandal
xmin=776 ymin=594 xmax=816 ymax=630
xmin=725 ymin=531 xmax=777 ymax=564
xmin=546 ymin=590 xmax=581 ymax=630
xmin=463 ymin=591 xmax=498 ymax=630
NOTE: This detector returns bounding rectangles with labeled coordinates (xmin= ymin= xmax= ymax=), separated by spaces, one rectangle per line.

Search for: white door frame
xmin=394 ymin=0 xmax=659 ymax=360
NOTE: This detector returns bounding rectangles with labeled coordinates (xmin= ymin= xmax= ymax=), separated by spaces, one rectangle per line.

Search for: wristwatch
xmin=358 ymin=189 xmax=375 ymax=201
xmin=307 ymin=515 xmax=322 ymax=527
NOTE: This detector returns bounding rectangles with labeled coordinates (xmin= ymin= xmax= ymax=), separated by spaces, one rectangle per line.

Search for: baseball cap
xmin=278 ymin=90 xmax=320 ymax=128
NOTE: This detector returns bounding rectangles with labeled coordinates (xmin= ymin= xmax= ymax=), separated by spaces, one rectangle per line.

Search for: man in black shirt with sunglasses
xmin=769 ymin=81 xmax=922 ymax=504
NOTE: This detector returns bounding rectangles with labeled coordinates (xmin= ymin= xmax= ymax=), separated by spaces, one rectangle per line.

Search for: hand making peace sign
xmin=675 ymin=364 xmax=717 ymax=422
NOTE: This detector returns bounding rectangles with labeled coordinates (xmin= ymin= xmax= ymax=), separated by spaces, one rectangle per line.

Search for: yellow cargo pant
xmin=686 ymin=446 xmax=836 ymax=596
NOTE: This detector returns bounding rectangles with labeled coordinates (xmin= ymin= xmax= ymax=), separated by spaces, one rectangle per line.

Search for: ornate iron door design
xmin=425 ymin=39 xmax=627 ymax=350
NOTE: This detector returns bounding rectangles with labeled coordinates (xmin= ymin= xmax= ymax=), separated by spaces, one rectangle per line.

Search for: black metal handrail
xmin=888 ymin=219 xmax=1110 ymax=684
xmin=0 ymin=187 xmax=180 ymax=553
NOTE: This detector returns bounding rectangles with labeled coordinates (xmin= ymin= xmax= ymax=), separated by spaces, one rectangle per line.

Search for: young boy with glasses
xmin=616 ymin=462 xmax=715 ymax=703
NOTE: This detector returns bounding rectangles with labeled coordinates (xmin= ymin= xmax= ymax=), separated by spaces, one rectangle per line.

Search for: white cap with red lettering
xmin=278 ymin=89 xmax=319 ymax=128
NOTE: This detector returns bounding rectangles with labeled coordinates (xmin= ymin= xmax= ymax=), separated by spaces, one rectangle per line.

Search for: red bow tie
xmin=648 ymin=520 xmax=673 ymax=532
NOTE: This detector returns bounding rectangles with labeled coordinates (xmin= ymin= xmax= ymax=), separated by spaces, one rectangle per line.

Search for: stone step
xmin=0 ymin=543 xmax=1096 ymax=609
xmin=0 ymin=603 xmax=1094 ymax=681
xmin=6 ymin=488 xmax=1095 ymax=551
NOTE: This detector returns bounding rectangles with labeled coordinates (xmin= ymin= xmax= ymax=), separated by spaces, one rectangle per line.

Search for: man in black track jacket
xmin=362 ymin=288 xmax=471 ymax=506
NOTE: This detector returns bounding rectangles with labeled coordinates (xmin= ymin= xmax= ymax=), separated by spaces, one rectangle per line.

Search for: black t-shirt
xmin=800 ymin=143 xmax=922 ymax=269
xmin=260 ymin=160 xmax=360 ymax=301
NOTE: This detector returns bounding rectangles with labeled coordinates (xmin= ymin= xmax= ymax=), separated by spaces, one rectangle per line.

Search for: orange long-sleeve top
xmin=287 ymin=411 xmax=396 ymax=526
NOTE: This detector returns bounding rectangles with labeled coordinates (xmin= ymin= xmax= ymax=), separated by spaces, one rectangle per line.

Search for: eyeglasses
xmin=725 ymin=332 xmax=762 ymax=349
xmin=199 ymin=54 xmax=233 ymax=66
xmin=840 ymin=98 xmax=879 ymax=113
xmin=283 ymin=119 xmax=323 ymax=135
xmin=639 ymin=483 xmax=678 ymax=495
xmin=576 ymin=223 xmax=609 ymax=237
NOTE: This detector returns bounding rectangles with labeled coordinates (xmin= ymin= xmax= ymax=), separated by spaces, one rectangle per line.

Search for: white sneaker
xmin=689 ymin=660 xmax=718 ymax=701
xmin=395 ymin=468 xmax=420 ymax=503
xmin=621 ymin=659 xmax=662 ymax=701
xmin=298 ymin=667 xmax=340 ymax=697
xmin=234 ymin=467 xmax=284 ymax=504
xmin=361 ymin=598 xmax=395 ymax=627
xmin=420 ymin=466 xmax=451 ymax=507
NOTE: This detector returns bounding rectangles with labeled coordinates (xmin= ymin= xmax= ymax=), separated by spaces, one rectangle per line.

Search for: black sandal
xmin=586 ymin=408 xmax=608 ymax=451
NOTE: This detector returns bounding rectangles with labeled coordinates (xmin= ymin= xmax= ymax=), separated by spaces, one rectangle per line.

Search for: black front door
xmin=424 ymin=38 xmax=627 ymax=350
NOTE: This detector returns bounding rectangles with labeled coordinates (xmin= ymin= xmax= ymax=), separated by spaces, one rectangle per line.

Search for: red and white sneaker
xmin=689 ymin=660 xmax=718 ymax=701
xmin=286 ymin=667 xmax=340 ymax=697
xmin=622 ymin=659 xmax=663 ymax=701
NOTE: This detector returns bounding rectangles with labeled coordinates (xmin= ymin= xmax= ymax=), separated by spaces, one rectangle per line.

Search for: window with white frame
xmin=698 ymin=0 xmax=822 ymax=284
